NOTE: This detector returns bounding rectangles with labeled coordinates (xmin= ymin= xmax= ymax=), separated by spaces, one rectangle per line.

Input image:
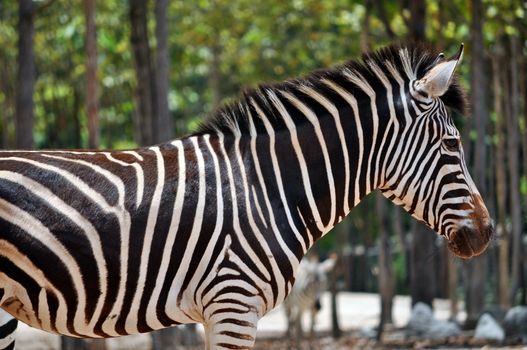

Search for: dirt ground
xmin=14 ymin=293 xmax=527 ymax=349
xmin=174 ymin=332 xmax=527 ymax=350
xmin=253 ymin=336 xmax=526 ymax=350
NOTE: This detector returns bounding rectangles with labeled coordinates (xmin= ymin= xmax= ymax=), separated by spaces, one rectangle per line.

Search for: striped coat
xmin=0 ymin=44 xmax=492 ymax=350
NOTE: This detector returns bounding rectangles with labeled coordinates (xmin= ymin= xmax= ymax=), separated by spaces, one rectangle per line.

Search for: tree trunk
xmin=407 ymin=0 xmax=435 ymax=311
xmin=521 ymin=24 xmax=527 ymax=306
xmin=154 ymin=0 xmax=172 ymax=143
xmin=410 ymin=222 xmax=436 ymax=308
xmin=16 ymin=0 xmax=35 ymax=149
xmin=507 ymin=32 xmax=522 ymax=305
xmin=360 ymin=0 xmax=371 ymax=52
xmin=471 ymin=0 xmax=489 ymax=195
xmin=329 ymin=258 xmax=341 ymax=339
xmin=433 ymin=0 xmax=452 ymax=306
xmin=152 ymin=327 xmax=178 ymax=350
xmin=373 ymin=0 xmax=395 ymax=40
xmin=462 ymin=255 xmax=487 ymax=328
xmin=0 ymin=65 xmax=12 ymax=148
xmin=209 ymin=44 xmax=222 ymax=109
xmin=409 ymin=0 xmax=426 ymax=41
xmin=436 ymin=0 xmax=446 ymax=48
xmin=447 ymin=253 xmax=458 ymax=319
xmin=393 ymin=206 xmax=410 ymax=286
xmin=492 ymin=37 xmax=509 ymax=310
xmin=73 ymin=85 xmax=82 ymax=148
xmin=88 ymin=339 xmax=106 ymax=350
xmin=329 ymin=224 xmax=345 ymax=340
xmin=130 ymin=0 xmax=156 ymax=146
xmin=85 ymin=0 xmax=99 ymax=148
xmin=462 ymin=0 xmax=488 ymax=327
xmin=376 ymin=193 xmax=394 ymax=341
xmin=61 ymin=337 xmax=88 ymax=350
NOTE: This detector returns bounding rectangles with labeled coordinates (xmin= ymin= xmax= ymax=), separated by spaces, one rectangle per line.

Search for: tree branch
xmin=35 ymin=0 xmax=57 ymax=14
xmin=374 ymin=0 xmax=396 ymax=39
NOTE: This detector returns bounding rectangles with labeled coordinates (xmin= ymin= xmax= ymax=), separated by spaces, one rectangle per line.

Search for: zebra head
xmin=381 ymin=45 xmax=492 ymax=259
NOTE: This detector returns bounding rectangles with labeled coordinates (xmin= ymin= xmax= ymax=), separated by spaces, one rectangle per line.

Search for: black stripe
xmin=0 ymin=319 xmax=17 ymax=338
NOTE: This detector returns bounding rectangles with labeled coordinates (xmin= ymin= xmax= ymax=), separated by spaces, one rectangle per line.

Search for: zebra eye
xmin=443 ymin=138 xmax=460 ymax=151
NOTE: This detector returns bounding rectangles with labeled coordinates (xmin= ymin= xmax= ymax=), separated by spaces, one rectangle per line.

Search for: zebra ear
xmin=416 ymin=44 xmax=464 ymax=98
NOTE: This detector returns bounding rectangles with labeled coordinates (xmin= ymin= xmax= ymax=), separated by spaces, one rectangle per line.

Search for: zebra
xmin=0 ymin=43 xmax=492 ymax=350
xmin=283 ymin=254 xmax=336 ymax=349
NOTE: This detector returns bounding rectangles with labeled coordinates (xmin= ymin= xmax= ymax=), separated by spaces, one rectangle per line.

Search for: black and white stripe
xmin=0 ymin=44 xmax=492 ymax=349
xmin=283 ymin=256 xmax=336 ymax=348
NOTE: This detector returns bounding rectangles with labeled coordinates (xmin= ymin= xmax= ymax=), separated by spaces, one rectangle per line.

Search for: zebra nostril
xmin=485 ymin=222 xmax=495 ymax=240
xmin=448 ymin=225 xmax=491 ymax=259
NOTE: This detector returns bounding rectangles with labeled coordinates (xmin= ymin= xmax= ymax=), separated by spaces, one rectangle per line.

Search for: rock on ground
xmin=16 ymin=322 xmax=60 ymax=350
xmin=106 ymin=334 xmax=152 ymax=350
xmin=406 ymin=302 xmax=434 ymax=336
xmin=474 ymin=313 xmax=504 ymax=342
xmin=503 ymin=306 xmax=527 ymax=343
xmin=406 ymin=302 xmax=460 ymax=339
xmin=426 ymin=319 xmax=460 ymax=339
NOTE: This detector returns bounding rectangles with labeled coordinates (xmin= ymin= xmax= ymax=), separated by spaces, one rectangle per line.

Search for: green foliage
xmin=392 ymin=250 xmax=409 ymax=294
xmin=1 ymin=0 xmax=526 ymax=308
xmin=0 ymin=1 xmax=18 ymax=147
xmin=4 ymin=0 xmax=513 ymax=148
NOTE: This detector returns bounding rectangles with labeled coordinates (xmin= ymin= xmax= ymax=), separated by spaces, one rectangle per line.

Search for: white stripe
xmin=0 ymin=171 xmax=108 ymax=334
xmin=218 ymin=267 xmax=241 ymax=276
xmin=0 ymin=200 xmax=87 ymax=334
xmin=149 ymin=140 xmax=192 ymax=326
xmin=398 ymin=48 xmax=416 ymax=80
xmin=0 ymin=150 xmax=96 ymax=154
xmin=266 ymin=90 xmax=322 ymax=239
xmin=0 ymin=243 xmax=69 ymax=335
xmin=298 ymin=85 xmax=351 ymax=220
xmin=184 ymin=135 xmax=226 ymax=320
xmin=233 ymin=127 xmax=282 ymax=310
xmin=165 ymin=137 xmax=209 ymax=322
xmin=38 ymin=288 xmax=51 ymax=333
xmin=126 ymin=147 xmax=165 ymax=333
xmin=368 ymin=61 xmax=398 ymax=189
xmin=28 ymin=154 xmax=131 ymax=336
xmin=162 ymin=136 xmax=225 ymax=325
xmin=322 ymin=79 xmax=364 ymax=206
xmin=383 ymin=61 xmax=414 ymax=183
xmin=103 ymin=152 xmax=145 ymax=207
xmin=251 ymin=186 xmax=268 ymax=229
xmin=281 ymin=89 xmax=336 ymax=232
xmin=0 ymin=156 xmax=131 ymax=336
xmin=250 ymin=98 xmax=302 ymax=266
xmin=41 ymin=154 xmax=126 ymax=202
xmin=246 ymin=113 xmax=298 ymax=305
xmin=123 ymin=150 xmax=144 ymax=161
xmin=216 ymin=133 xmax=272 ymax=282
xmin=197 ymin=235 xmax=232 ymax=322
xmin=342 ymin=70 xmax=378 ymax=195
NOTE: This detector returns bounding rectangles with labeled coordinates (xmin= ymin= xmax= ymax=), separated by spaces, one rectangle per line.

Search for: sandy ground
xmin=256 ymin=292 xmax=461 ymax=337
xmin=14 ymin=292 xmax=462 ymax=349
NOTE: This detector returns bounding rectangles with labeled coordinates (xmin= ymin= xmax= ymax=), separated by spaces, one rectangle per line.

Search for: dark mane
xmin=195 ymin=43 xmax=465 ymax=136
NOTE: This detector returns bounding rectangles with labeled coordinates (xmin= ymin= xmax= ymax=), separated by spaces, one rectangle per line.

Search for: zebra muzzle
xmin=447 ymin=223 xmax=493 ymax=259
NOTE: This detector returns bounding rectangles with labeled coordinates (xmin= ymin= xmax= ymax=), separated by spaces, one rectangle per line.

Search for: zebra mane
xmin=195 ymin=43 xmax=465 ymax=136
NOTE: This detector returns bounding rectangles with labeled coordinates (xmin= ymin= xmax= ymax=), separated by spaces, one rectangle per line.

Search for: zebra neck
xmin=214 ymin=92 xmax=391 ymax=255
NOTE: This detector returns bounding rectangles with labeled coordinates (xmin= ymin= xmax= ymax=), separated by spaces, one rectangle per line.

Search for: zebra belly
xmin=0 ymin=150 xmax=284 ymax=337
xmin=0 ymin=263 xmax=197 ymax=338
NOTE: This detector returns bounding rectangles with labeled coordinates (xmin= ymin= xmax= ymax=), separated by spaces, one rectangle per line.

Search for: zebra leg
xmin=0 ymin=309 xmax=16 ymax=350
xmin=204 ymin=312 xmax=258 ymax=350
xmin=294 ymin=312 xmax=302 ymax=350
xmin=283 ymin=304 xmax=295 ymax=350
xmin=308 ymin=307 xmax=316 ymax=350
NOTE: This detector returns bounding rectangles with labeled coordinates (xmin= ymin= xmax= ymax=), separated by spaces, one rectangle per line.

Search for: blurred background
xmin=1 ymin=0 xmax=527 ymax=349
